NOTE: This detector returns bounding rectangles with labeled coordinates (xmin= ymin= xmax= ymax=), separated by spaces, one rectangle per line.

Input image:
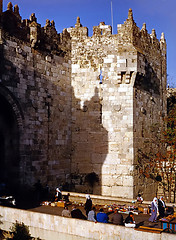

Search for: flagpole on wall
xmin=111 ymin=1 xmax=114 ymax=34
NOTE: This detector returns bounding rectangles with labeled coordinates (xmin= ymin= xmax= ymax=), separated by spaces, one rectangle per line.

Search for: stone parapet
xmin=0 ymin=206 xmax=174 ymax=240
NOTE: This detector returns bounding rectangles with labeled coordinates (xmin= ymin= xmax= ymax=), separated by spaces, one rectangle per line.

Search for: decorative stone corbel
xmin=29 ymin=21 xmax=39 ymax=48
xmin=125 ymin=72 xmax=131 ymax=84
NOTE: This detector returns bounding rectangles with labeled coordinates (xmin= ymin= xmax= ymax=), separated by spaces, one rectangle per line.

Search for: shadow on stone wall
xmin=71 ymin=86 xmax=108 ymax=195
xmin=0 ymin=6 xmax=108 ymax=197
xmin=0 ymin=55 xmax=109 ymax=197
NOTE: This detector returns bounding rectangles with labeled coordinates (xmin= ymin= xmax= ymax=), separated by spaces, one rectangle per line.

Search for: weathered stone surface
xmin=0 ymin=4 xmax=167 ymax=200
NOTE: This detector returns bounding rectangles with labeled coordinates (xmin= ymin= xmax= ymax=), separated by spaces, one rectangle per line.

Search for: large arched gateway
xmin=0 ymin=84 xmax=24 ymax=191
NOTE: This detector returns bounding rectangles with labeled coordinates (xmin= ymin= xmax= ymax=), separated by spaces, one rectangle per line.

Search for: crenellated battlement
xmin=67 ymin=8 xmax=166 ymax=50
xmin=93 ymin=22 xmax=112 ymax=36
xmin=0 ymin=2 xmax=167 ymax=114
xmin=67 ymin=9 xmax=166 ymax=73
xmin=0 ymin=2 xmax=166 ymax=64
xmin=0 ymin=2 xmax=71 ymax=55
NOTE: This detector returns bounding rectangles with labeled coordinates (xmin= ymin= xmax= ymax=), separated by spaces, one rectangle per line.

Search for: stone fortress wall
xmin=0 ymin=1 xmax=72 ymax=188
xmin=0 ymin=1 xmax=167 ymax=200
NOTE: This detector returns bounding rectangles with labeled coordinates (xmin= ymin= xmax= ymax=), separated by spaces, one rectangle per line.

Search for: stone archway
xmin=0 ymin=84 xmax=24 ymax=191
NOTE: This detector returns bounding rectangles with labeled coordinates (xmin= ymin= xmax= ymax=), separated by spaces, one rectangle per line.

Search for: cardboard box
xmin=138 ymin=206 xmax=144 ymax=212
xmin=138 ymin=206 xmax=149 ymax=213
xmin=56 ymin=201 xmax=65 ymax=207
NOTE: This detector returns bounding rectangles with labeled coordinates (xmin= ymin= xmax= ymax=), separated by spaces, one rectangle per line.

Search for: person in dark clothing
xmin=84 ymin=194 xmax=92 ymax=216
xmin=63 ymin=193 xmax=70 ymax=202
xmin=54 ymin=187 xmax=62 ymax=201
xmin=71 ymin=206 xmax=87 ymax=220
xmin=111 ymin=209 xmax=124 ymax=225
xmin=158 ymin=196 xmax=166 ymax=218
xmin=125 ymin=212 xmax=135 ymax=224
xmin=165 ymin=206 xmax=174 ymax=216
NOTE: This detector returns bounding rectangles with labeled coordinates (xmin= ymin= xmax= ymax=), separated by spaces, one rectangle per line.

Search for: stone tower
xmin=67 ymin=9 xmax=167 ymax=200
xmin=0 ymin=3 xmax=167 ymax=200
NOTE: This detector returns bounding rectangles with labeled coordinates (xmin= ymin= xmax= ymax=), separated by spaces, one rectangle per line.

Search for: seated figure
xmin=71 ymin=205 xmax=87 ymax=220
xmin=96 ymin=208 xmax=109 ymax=223
xmin=62 ymin=206 xmax=71 ymax=217
xmin=111 ymin=209 xmax=124 ymax=225
xmin=87 ymin=207 xmax=97 ymax=222
xmin=125 ymin=212 xmax=136 ymax=228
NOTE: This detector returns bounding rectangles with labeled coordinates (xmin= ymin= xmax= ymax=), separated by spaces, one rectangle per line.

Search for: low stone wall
xmin=0 ymin=206 xmax=174 ymax=240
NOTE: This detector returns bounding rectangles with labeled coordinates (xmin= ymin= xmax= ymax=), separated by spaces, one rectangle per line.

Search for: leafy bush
xmin=9 ymin=221 xmax=32 ymax=240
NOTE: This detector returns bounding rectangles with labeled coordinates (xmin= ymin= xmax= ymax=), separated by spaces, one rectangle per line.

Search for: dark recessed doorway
xmin=0 ymin=94 xmax=20 ymax=190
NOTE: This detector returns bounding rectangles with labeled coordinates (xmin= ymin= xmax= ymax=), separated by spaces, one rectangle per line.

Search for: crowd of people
xmin=61 ymin=194 xmax=136 ymax=227
xmin=55 ymin=188 xmax=174 ymax=227
xmin=149 ymin=196 xmax=174 ymax=222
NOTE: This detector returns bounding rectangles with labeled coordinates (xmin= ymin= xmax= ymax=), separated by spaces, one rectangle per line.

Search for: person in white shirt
xmin=62 ymin=206 xmax=71 ymax=217
xmin=87 ymin=207 xmax=96 ymax=222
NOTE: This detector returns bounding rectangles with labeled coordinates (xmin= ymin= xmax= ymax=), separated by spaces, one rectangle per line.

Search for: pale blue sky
xmin=3 ymin=0 xmax=176 ymax=86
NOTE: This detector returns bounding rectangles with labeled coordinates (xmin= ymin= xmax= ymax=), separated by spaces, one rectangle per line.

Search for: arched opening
xmin=0 ymin=94 xmax=20 ymax=191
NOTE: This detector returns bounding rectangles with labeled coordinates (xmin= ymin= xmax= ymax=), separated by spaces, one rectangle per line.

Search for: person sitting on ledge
xmin=71 ymin=205 xmax=87 ymax=220
xmin=96 ymin=208 xmax=109 ymax=223
xmin=62 ymin=206 xmax=71 ymax=217
xmin=125 ymin=212 xmax=136 ymax=228
xmin=111 ymin=209 xmax=124 ymax=225
xmin=87 ymin=206 xmax=97 ymax=222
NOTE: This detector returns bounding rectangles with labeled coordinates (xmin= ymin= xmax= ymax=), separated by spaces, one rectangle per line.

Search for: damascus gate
xmin=0 ymin=1 xmax=167 ymax=200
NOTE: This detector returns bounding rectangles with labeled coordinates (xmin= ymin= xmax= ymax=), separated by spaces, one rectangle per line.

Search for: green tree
xmin=137 ymin=104 xmax=176 ymax=202
xmin=156 ymin=105 xmax=176 ymax=202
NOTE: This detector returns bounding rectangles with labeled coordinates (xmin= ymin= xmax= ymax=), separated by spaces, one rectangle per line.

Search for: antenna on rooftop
xmin=111 ymin=1 xmax=114 ymax=34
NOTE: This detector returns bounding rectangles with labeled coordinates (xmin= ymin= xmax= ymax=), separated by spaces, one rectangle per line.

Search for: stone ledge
xmin=63 ymin=191 xmax=176 ymax=208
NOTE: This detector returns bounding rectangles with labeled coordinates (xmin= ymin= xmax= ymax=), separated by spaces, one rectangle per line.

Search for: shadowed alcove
xmin=0 ymin=94 xmax=20 ymax=189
